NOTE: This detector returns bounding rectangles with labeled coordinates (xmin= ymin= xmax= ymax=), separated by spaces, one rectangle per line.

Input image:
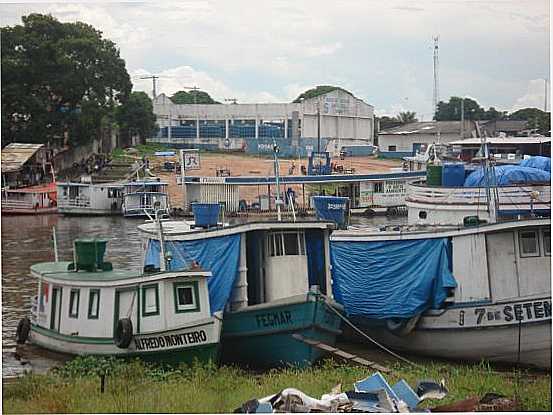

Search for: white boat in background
xmin=330 ymin=218 xmax=551 ymax=368
xmin=122 ymin=179 xmax=169 ymax=217
xmin=57 ymin=182 xmax=124 ymax=215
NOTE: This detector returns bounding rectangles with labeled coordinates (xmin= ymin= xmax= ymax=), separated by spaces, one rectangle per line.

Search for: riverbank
xmin=3 ymin=356 xmax=551 ymax=413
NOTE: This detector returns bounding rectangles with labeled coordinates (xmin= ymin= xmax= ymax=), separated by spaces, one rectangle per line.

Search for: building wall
xmin=378 ymin=132 xmax=462 ymax=158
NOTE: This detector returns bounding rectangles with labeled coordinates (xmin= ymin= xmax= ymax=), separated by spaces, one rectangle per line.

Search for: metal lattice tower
xmin=432 ymin=36 xmax=440 ymax=118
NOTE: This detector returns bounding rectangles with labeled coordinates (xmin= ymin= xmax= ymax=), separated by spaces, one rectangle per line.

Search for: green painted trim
xmin=173 ymin=281 xmax=200 ymax=314
xmin=88 ymin=288 xmax=100 ymax=319
xmin=141 ymin=283 xmax=160 ymax=317
xmin=69 ymin=288 xmax=80 ymax=319
xmin=32 ymin=324 xmax=114 ymax=344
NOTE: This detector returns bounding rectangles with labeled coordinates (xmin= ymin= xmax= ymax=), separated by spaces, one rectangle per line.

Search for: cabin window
xmin=374 ymin=182 xmax=384 ymax=193
xmin=142 ymin=284 xmax=160 ymax=316
xmin=69 ymin=289 xmax=80 ymax=318
xmin=269 ymin=233 xmax=284 ymax=257
xmin=419 ymin=211 xmax=427 ymax=219
xmin=88 ymin=289 xmax=100 ymax=319
xmin=543 ymin=230 xmax=551 ymax=256
xmin=173 ymin=282 xmax=200 ymax=313
xmin=283 ymin=233 xmax=299 ymax=255
xmin=519 ymin=230 xmax=540 ymax=257
xmin=108 ymin=189 xmax=120 ymax=198
xmin=269 ymin=232 xmax=305 ymax=257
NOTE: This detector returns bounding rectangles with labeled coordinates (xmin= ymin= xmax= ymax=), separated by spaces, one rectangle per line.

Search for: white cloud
xmin=512 ymin=79 xmax=551 ymax=112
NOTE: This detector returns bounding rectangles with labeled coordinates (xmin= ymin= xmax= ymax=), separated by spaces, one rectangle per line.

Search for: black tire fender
xmin=16 ymin=317 xmax=31 ymax=344
xmin=386 ymin=314 xmax=421 ymax=337
xmin=114 ymin=318 xmax=133 ymax=348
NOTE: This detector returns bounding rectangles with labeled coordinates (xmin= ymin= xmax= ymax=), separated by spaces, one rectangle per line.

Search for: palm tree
xmin=395 ymin=111 xmax=418 ymax=125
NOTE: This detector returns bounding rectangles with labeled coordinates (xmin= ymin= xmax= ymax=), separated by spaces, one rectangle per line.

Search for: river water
xmin=1 ymin=213 xmax=403 ymax=379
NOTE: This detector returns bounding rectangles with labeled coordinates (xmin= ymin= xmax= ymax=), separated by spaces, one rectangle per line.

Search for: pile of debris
xmin=234 ymin=372 xmax=517 ymax=413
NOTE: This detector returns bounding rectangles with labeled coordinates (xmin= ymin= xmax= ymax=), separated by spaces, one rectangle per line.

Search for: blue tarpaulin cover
xmin=464 ymin=165 xmax=550 ymax=187
xmin=330 ymin=238 xmax=456 ymax=319
xmin=144 ymin=234 xmax=240 ymax=314
xmin=313 ymin=196 xmax=349 ymax=227
xmin=519 ymin=156 xmax=551 ymax=172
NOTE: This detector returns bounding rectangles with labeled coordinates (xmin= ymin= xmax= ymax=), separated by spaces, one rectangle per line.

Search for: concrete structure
xmin=378 ymin=121 xmax=477 ymax=158
xmin=480 ymin=120 xmax=529 ymax=137
xmin=151 ymin=89 xmax=374 ymax=157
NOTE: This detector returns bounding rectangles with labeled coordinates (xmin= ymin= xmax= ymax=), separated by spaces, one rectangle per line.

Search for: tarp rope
xmin=320 ymin=293 xmax=421 ymax=368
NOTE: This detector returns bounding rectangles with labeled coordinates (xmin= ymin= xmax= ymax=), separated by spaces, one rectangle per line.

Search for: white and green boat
xmin=18 ymin=239 xmax=222 ymax=364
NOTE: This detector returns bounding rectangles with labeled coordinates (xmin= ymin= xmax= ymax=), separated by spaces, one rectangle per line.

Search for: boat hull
xmin=351 ymin=299 xmax=552 ymax=368
xmin=221 ymin=295 xmax=342 ymax=368
xmin=29 ymin=317 xmax=222 ymax=364
xmin=1 ymin=207 xmax=57 ymax=215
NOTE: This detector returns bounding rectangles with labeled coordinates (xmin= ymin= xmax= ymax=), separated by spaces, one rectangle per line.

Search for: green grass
xmin=3 ymin=357 xmax=551 ymax=413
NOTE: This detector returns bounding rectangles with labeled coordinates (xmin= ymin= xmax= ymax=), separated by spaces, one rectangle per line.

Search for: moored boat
xmin=122 ymin=179 xmax=169 ymax=217
xmin=330 ymin=218 xmax=551 ymax=368
xmin=57 ymin=181 xmax=124 ymax=215
xmin=1 ymin=182 xmax=58 ymax=215
xmin=18 ymin=238 xmax=222 ymax=364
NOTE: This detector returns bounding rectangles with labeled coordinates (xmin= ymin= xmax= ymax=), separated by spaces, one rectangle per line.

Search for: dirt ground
xmin=147 ymin=152 xmax=401 ymax=209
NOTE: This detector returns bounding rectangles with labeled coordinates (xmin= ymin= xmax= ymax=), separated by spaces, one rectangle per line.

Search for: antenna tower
xmin=432 ymin=36 xmax=440 ymax=118
xmin=140 ymin=75 xmax=159 ymax=99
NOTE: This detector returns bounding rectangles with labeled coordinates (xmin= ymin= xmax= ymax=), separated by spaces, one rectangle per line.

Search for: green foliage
xmin=377 ymin=116 xmax=401 ymax=131
xmin=3 ymin=358 xmax=551 ymax=413
xmin=292 ymin=85 xmax=352 ymax=103
xmin=509 ymin=107 xmax=550 ymax=135
xmin=115 ymin=91 xmax=156 ymax=146
xmin=434 ymin=97 xmax=508 ymax=121
xmin=395 ymin=111 xmax=418 ymax=125
xmin=1 ymin=13 xmax=132 ymax=145
xmin=170 ymin=90 xmax=220 ymax=104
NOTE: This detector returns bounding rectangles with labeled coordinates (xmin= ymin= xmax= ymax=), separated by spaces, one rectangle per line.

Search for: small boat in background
xmin=18 ymin=237 xmax=222 ymax=364
xmin=57 ymin=181 xmax=124 ymax=215
xmin=1 ymin=182 xmax=58 ymax=215
xmin=122 ymin=179 xmax=169 ymax=217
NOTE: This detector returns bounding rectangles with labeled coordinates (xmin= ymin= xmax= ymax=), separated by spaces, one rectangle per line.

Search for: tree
xmin=292 ymin=85 xmax=353 ymax=103
xmin=115 ymin=91 xmax=156 ymax=146
xmin=509 ymin=108 xmax=550 ymax=135
xmin=170 ymin=90 xmax=220 ymax=104
xmin=483 ymin=107 xmax=507 ymax=121
xmin=434 ymin=97 xmax=486 ymax=121
xmin=376 ymin=116 xmax=401 ymax=131
xmin=395 ymin=111 xmax=418 ymax=125
xmin=1 ymin=14 xmax=132 ymax=146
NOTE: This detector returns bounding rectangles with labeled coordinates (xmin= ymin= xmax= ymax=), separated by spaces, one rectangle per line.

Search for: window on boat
xmin=108 ymin=189 xmax=120 ymax=198
xmin=142 ymin=284 xmax=160 ymax=316
xmin=519 ymin=230 xmax=540 ymax=257
xmin=419 ymin=211 xmax=427 ymax=219
xmin=173 ymin=282 xmax=200 ymax=313
xmin=543 ymin=230 xmax=551 ymax=256
xmin=283 ymin=233 xmax=299 ymax=255
xmin=269 ymin=233 xmax=284 ymax=257
xmin=69 ymin=289 xmax=80 ymax=318
xmin=374 ymin=182 xmax=384 ymax=193
xmin=88 ymin=289 xmax=100 ymax=319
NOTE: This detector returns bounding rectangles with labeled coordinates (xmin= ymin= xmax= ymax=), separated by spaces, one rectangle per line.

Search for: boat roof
xmin=124 ymin=180 xmax=168 ymax=186
xmin=1 ymin=143 xmax=45 ymax=173
xmin=138 ymin=220 xmax=335 ymax=241
xmin=30 ymin=261 xmax=210 ymax=284
xmin=5 ymin=182 xmax=56 ymax=194
xmin=57 ymin=181 xmax=125 ymax=188
xmin=450 ymin=136 xmax=551 ymax=146
xmin=331 ymin=217 xmax=550 ymax=242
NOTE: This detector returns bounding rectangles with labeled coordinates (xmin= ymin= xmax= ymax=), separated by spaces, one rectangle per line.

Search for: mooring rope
xmin=319 ymin=293 xmax=421 ymax=368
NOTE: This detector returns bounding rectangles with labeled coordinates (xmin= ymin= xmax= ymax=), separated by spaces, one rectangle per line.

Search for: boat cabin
xmin=1 ymin=183 xmax=57 ymax=214
xmin=122 ymin=179 xmax=169 ymax=217
xmin=57 ymin=182 xmax=124 ymax=215
xmin=29 ymin=239 xmax=220 ymax=359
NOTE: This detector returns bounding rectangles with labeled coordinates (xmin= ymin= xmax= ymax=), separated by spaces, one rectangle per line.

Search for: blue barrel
xmin=441 ymin=163 xmax=466 ymax=187
xmin=191 ymin=203 xmax=220 ymax=227
xmin=312 ymin=196 xmax=349 ymax=228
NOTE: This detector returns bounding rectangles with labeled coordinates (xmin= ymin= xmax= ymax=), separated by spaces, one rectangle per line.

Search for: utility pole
xmin=460 ymin=98 xmax=464 ymax=138
xmin=140 ymin=75 xmax=159 ymax=99
xmin=545 ymin=79 xmax=548 ymax=112
xmin=432 ymin=36 xmax=440 ymax=118
xmin=317 ymin=98 xmax=321 ymax=155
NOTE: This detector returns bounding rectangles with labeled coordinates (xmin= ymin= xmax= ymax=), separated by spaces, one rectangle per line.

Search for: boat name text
xmin=458 ymin=300 xmax=551 ymax=327
xmin=256 ymin=311 xmax=292 ymax=328
xmin=134 ymin=330 xmax=208 ymax=351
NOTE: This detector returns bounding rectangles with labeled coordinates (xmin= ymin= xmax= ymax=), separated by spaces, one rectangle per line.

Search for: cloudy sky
xmin=1 ymin=0 xmax=550 ymax=119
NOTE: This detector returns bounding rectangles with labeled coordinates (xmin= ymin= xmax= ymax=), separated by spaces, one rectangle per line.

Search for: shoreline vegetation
xmin=3 ymin=356 xmax=551 ymax=413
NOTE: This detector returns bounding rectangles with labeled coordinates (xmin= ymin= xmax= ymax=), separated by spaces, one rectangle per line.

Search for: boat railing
xmin=58 ymin=196 xmax=91 ymax=208
xmin=406 ymin=183 xmax=551 ymax=206
xmin=124 ymin=202 xmax=168 ymax=211
xmin=1 ymin=200 xmax=37 ymax=210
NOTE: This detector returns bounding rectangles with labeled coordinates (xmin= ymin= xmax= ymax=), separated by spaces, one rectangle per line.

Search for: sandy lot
xmin=148 ymin=152 xmax=401 ymax=208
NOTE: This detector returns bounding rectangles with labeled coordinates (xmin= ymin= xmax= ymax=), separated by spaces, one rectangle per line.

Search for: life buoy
xmin=386 ymin=314 xmax=421 ymax=337
xmin=224 ymin=138 xmax=231 ymax=148
xmin=114 ymin=318 xmax=133 ymax=348
xmin=16 ymin=317 xmax=31 ymax=344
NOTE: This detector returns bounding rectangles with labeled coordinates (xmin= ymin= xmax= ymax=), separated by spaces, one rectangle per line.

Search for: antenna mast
xmin=140 ymin=75 xmax=160 ymax=99
xmin=432 ymin=36 xmax=440 ymax=118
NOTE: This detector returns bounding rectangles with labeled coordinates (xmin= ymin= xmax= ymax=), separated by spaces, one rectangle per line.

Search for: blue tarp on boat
xmin=330 ymin=238 xmax=456 ymax=319
xmin=519 ymin=156 xmax=551 ymax=172
xmin=464 ymin=165 xmax=550 ymax=187
xmin=144 ymin=234 xmax=240 ymax=314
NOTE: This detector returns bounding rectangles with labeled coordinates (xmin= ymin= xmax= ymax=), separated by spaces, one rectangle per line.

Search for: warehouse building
xmin=150 ymin=89 xmax=374 ymax=157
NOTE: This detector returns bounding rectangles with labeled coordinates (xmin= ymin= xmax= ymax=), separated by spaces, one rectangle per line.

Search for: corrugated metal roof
xmin=1 ymin=143 xmax=45 ymax=173
xmin=380 ymin=121 xmax=465 ymax=135
xmin=449 ymin=136 xmax=551 ymax=145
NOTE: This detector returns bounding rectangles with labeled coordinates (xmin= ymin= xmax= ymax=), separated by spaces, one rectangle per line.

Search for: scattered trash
xmin=234 ymin=371 xmax=448 ymax=413
xmin=430 ymin=393 xmax=518 ymax=412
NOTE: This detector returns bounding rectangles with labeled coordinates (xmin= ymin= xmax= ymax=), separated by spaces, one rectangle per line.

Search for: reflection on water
xmin=1 ymin=213 xmax=405 ymax=378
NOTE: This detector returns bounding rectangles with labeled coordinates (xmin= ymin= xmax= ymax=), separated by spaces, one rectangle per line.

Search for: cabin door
xmin=50 ymin=287 xmax=62 ymax=331
xmin=114 ymin=288 xmax=139 ymax=335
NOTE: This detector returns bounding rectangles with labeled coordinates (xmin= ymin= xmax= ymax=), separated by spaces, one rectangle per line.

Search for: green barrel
xmin=426 ymin=164 xmax=443 ymax=186
xmin=74 ymin=239 xmax=108 ymax=271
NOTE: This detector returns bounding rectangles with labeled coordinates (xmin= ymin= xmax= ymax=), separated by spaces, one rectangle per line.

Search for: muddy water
xmin=1 ymin=213 xmax=404 ymax=378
